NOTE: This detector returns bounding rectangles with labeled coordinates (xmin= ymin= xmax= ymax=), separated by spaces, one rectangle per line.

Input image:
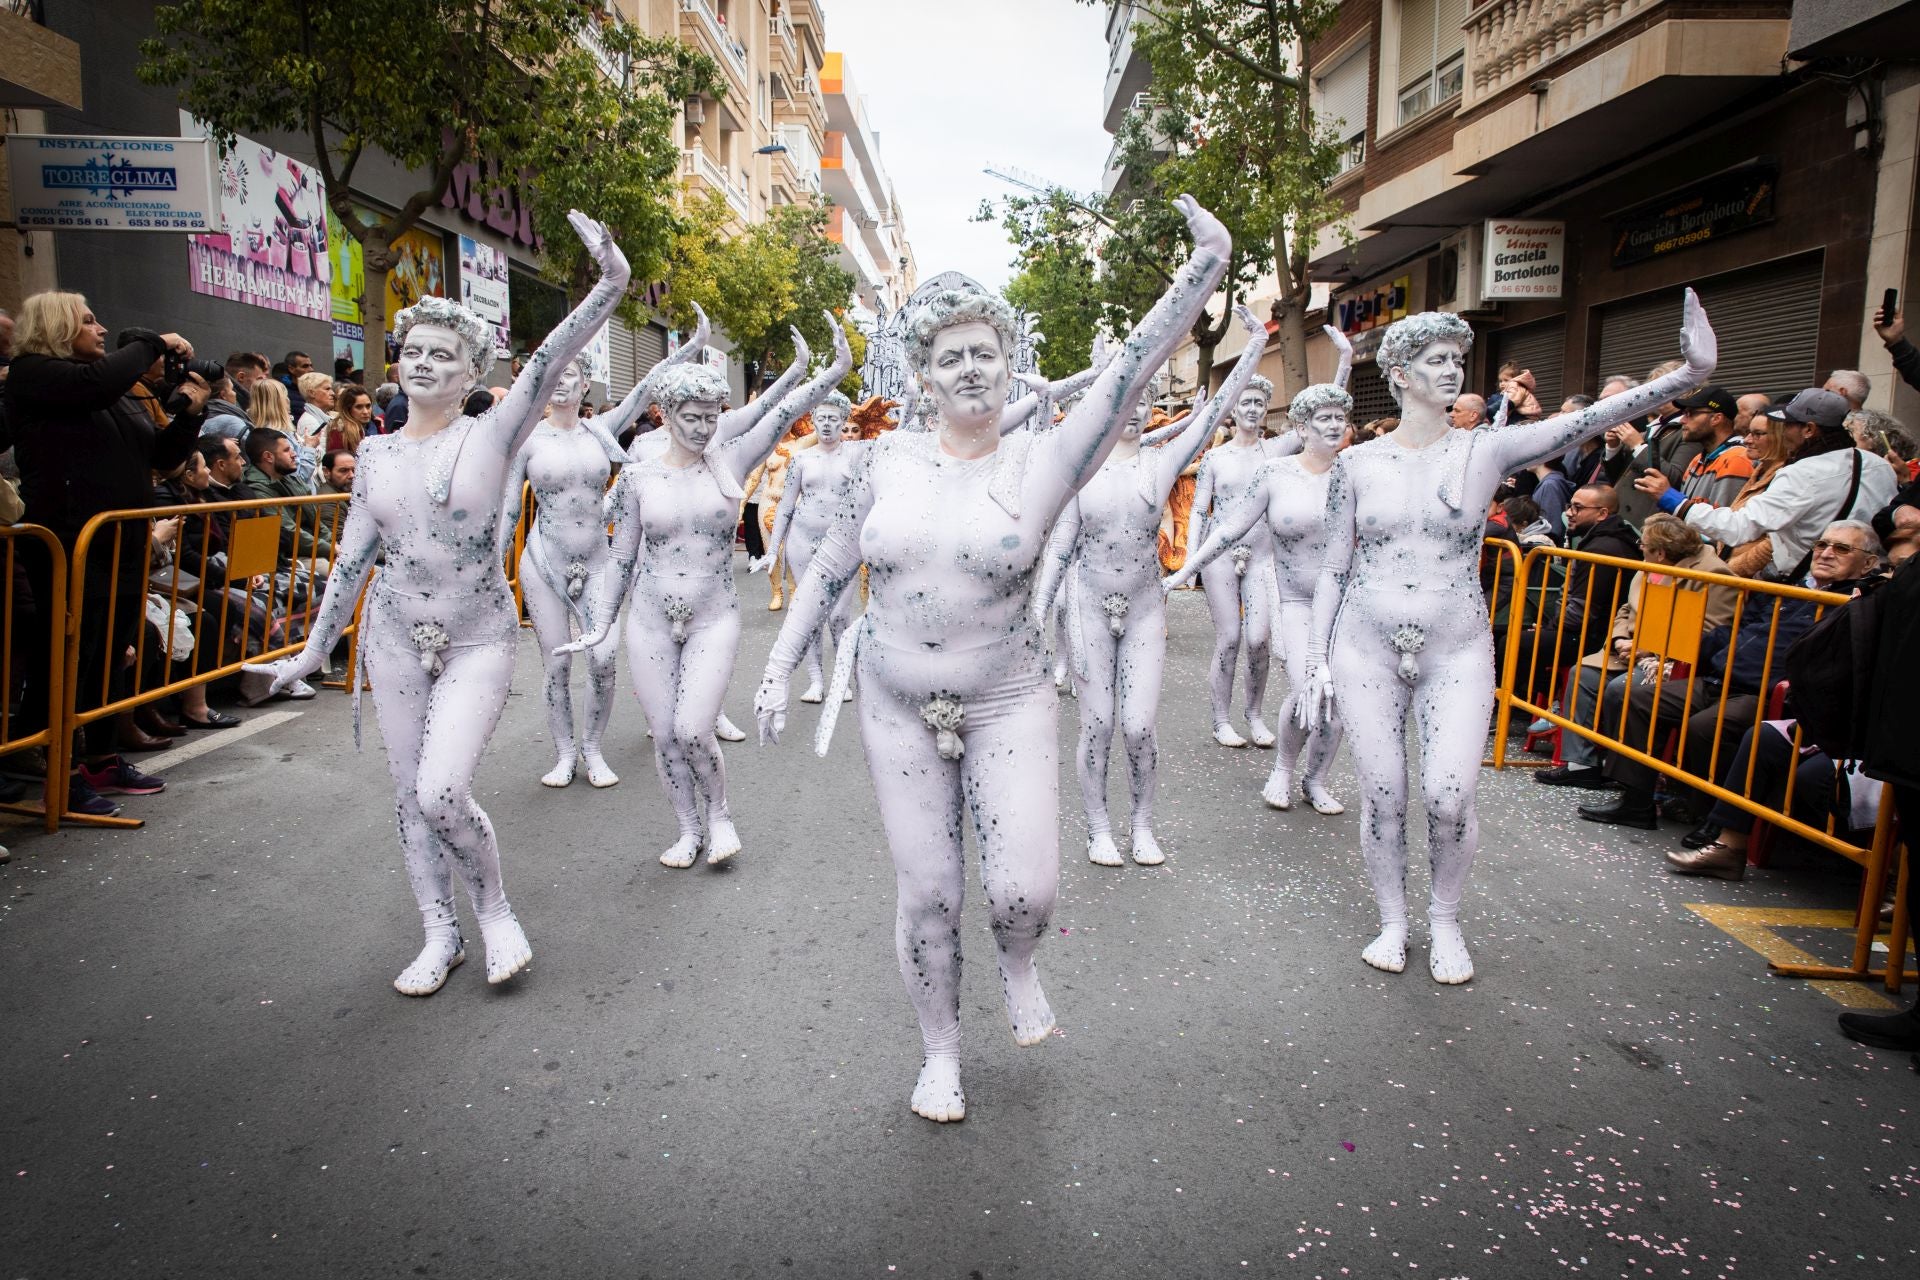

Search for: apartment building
xmin=820 ymin=50 xmax=916 ymax=319
xmin=1304 ymin=0 xmax=1920 ymax=424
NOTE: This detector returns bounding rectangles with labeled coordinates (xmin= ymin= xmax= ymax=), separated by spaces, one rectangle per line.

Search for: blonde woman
xmin=1724 ymin=401 xmax=1790 ymax=577
xmin=295 ymin=371 xmax=334 ymax=444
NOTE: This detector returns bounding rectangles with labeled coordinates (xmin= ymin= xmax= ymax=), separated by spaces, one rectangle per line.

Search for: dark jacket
xmin=1695 ymin=581 xmax=1871 ymax=697
xmin=1865 ymin=557 xmax=1919 ymax=787
xmin=3 ymin=335 xmax=204 ymax=546
xmin=1607 ymin=420 xmax=1703 ymax=529
xmin=1563 ymin=513 xmax=1640 ymax=635
xmin=242 ymin=461 xmax=333 ymax=563
xmin=1888 ymin=337 xmax=1920 ymax=395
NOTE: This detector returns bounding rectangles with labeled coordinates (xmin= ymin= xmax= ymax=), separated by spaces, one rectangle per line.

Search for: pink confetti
xmin=1340 ymin=1142 xmax=1356 ymax=1152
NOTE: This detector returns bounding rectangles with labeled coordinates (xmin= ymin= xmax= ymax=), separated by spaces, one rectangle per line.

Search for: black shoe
xmin=1578 ymin=791 xmax=1658 ymax=830
xmin=1837 ymin=1007 xmax=1920 ymax=1052
xmin=1682 ymin=820 xmax=1724 ymax=850
xmin=1661 ymin=796 xmax=1708 ymax=826
xmin=1535 ymin=764 xmax=1618 ymax=790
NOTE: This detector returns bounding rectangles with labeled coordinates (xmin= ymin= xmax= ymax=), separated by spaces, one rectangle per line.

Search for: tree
xmin=998 ymin=194 xmax=1100 ymax=382
xmin=140 ymin=1 xmax=718 ymax=352
xmin=1114 ymin=0 xmax=1353 ymax=394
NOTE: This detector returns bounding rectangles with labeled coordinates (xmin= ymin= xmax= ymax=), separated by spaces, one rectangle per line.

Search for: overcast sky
xmin=821 ymin=0 xmax=1115 ymax=294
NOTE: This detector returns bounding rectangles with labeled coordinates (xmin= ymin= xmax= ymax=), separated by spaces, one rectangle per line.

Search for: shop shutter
xmin=635 ymin=322 xmax=668 ymax=378
xmin=608 ymin=322 xmax=639 ymax=400
xmin=1490 ymin=315 xmax=1564 ymax=411
xmin=1314 ymin=42 xmax=1370 ymax=142
xmin=1594 ymin=252 xmax=1823 ymax=401
xmin=1348 ymin=361 xmax=1397 ymax=425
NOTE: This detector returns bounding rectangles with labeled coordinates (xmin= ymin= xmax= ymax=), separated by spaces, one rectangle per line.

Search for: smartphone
xmin=1886 ymin=287 xmax=1900 ymax=318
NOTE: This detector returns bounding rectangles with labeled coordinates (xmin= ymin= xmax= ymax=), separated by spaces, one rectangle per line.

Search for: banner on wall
xmin=582 ymin=323 xmax=612 ymax=389
xmin=326 ymin=206 xmax=367 ymax=371
xmin=181 ymin=113 xmax=331 ymax=321
xmin=7 ymin=133 xmax=221 ymax=231
xmin=385 ymin=223 xmax=449 ymax=339
xmin=459 ymin=235 xmax=512 ymax=359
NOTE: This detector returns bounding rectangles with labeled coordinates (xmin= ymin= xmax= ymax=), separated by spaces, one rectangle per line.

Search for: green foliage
xmin=139 ymin=1 xmax=719 ymax=336
xmin=995 ymin=192 xmax=1101 ymax=381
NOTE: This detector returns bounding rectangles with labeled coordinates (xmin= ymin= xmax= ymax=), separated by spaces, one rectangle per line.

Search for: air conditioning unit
xmin=1434 ymin=228 xmax=1485 ymax=314
xmin=684 ymin=97 xmax=706 ymax=125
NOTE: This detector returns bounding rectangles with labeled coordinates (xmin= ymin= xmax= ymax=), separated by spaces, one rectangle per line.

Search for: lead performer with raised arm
xmin=563 ymin=319 xmax=852 ymax=869
xmin=1035 ymin=307 xmax=1266 ymax=869
xmin=754 ymin=197 xmax=1230 ymax=1123
xmin=1299 ymin=292 xmax=1716 ymax=984
xmin=247 ymin=210 xmax=629 ymax=995
xmin=1166 ymin=380 xmax=1354 ymax=816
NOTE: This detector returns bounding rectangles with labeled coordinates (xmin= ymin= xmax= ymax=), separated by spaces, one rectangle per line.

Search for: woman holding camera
xmin=3 ymin=292 xmax=211 ymax=812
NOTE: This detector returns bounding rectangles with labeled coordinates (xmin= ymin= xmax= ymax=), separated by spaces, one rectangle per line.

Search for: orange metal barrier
xmin=0 ymin=524 xmax=69 ymax=833
xmin=1493 ymin=544 xmax=1909 ymax=993
xmin=59 ymin=493 xmax=354 ymax=829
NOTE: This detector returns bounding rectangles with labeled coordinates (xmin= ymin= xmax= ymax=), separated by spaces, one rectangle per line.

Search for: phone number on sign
xmin=20 ymin=212 xmax=211 ymax=229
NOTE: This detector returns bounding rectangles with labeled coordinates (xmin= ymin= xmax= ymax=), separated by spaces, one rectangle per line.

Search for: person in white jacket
xmin=1659 ymin=388 xmax=1898 ymax=580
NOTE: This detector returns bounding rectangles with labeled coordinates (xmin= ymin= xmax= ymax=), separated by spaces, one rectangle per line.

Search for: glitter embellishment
xmin=564 ymin=560 xmax=590 ymax=600
xmin=410 ymin=621 xmax=451 ymax=677
xmin=1390 ymin=624 xmax=1426 ymax=683
xmin=664 ymin=599 xmax=694 ymax=644
xmin=1231 ymin=545 xmax=1253 ymax=578
xmin=920 ymin=694 xmax=966 ymax=761
xmin=1103 ymin=592 xmax=1130 ymax=637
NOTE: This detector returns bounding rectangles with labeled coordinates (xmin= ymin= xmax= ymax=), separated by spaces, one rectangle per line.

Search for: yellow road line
xmin=1687 ymin=904 xmax=1907 ymax=1010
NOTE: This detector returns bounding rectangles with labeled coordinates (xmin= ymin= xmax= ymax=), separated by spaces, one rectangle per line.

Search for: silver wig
xmin=816 ymin=389 xmax=852 ymax=417
xmin=1289 ymin=382 xmax=1353 ymax=422
xmin=1378 ymin=311 xmax=1474 ymax=406
xmin=652 ymin=363 xmax=731 ymax=412
xmin=903 ymin=289 xmax=1018 ymax=374
xmin=393 ymin=295 xmax=495 ymax=383
xmin=1243 ymin=374 xmax=1275 ymax=405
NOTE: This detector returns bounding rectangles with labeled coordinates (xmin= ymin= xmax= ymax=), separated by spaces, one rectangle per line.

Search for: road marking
xmin=139 ymin=710 xmax=304 ymax=773
xmin=1687 ymin=904 xmax=1910 ymax=1009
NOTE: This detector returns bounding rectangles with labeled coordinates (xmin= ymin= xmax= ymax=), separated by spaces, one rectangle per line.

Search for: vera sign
xmin=1483 ymin=220 xmax=1565 ymax=301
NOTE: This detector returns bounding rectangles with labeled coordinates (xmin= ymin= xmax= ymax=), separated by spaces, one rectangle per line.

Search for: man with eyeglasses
xmin=1517 ymin=484 xmax=1640 ymax=701
xmin=1578 ymin=520 xmax=1884 ymax=830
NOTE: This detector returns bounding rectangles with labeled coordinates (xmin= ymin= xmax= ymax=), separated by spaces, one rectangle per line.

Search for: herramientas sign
xmin=1611 ymin=164 xmax=1776 ymax=268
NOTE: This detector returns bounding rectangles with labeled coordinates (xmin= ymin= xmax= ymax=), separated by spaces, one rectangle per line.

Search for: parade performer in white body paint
xmin=1035 ymin=308 xmax=1267 ymax=867
xmin=563 ymin=319 xmax=852 ymax=868
xmin=754 ymin=197 xmax=1230 ymax=1123
xmin=1299 ymin=293 xmax=1716 ymax=984
xmin=1167 ymin=380 xmax=1354 ymax=816
xmin=247 ymin=211 xmax=628 ymax=995
xmin=749 ymin=390 xmax=864 ymax=704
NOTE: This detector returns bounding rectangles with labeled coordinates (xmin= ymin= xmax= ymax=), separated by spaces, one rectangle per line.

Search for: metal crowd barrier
xmin=1490 ymin=543 xmax=1910 ymax=994
xmin=0 ymin=523 xmax=69 ymax=832
xmin=57 ymin=493 xmax=354 ymax=829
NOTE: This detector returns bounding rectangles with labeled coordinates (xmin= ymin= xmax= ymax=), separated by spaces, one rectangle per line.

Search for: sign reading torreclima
xmin=7 ymin=134 xmax=221 ymax=232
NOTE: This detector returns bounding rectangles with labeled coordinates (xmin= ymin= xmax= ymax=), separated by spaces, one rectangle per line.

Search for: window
xmin=1312 ymin=41 xmax=1370 ymax=175
xmin=1396 ymin=0 xmax=1466 ymax=127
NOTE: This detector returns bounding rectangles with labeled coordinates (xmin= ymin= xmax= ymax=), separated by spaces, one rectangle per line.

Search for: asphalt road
xmin=3 ymin=562 xmax=1915 ymax=1279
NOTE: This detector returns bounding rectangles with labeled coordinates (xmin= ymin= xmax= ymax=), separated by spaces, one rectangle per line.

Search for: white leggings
xmin=1069 ymin=568 xmax=1164 ymax=837
xmin=624 ymin=569 xmax=739 ymax=841
xmin=360 ymin=604 xmax=517 ymax=942
xmin=521 ymin=533 xmax=619 ymax=765
xmin=786 ymin=529 xmax=859 ymax=691
xmin=1328 ymin=583 xmax=1493 ymax=929
xmin=854 ymin=629 xmax=1059 ymax=1046
xmin=1200 ymin=550 xmax=1274 ymax=726
xmin=1272 ymin=598 xmax=1343 ymax=788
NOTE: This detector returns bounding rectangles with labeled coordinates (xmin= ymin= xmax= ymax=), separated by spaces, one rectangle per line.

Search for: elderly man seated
xmin=1534 ymin=514 xmax=1739 ymax=789
xmin=1575 ymin=520 xmax=1883 ymax=829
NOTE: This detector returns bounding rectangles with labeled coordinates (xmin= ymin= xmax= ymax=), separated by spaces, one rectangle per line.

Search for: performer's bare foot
xmin=714 ymin=713 xmax=746 ymax=743
xmin=705 ymin=817 xmax=742 ymax=865
xmin=1130 ymin=827 xmax=1166 ymax=866
xmin=911 ymin=1055 xmax=966 ymax=1123
xmin=660 ymin=833 xmax=701 ymax=868
xmin=540 ymin=755 xmax=576 ymax=788
xmin=1246 ymin=713 xmax=1276 ymax=748
xmin=479 ymin=911 xmax=531 ymax=985
xmin=800 ymin=681 xmax=825 ymax=704
xmin=1000 ymin=958 xmax=1056 ymax=1046
xmin=1214 ymin=722 xmax=1247 ymax=748
xmin=582 ymin=750 xmax=618 ymax=788
xmin=1304 ymin=779 xmax=1345 ymax=815
xmin=1262 ymin=768 xmax=1293 ymax=810
xmin=393 ymin=931 xmax=464 ymax=996
xmin=1363 ymin=922 xmax=1408 ymax=974
xmin=1087 ymin=832 xmax=1124 ymax=867
xmin=1429 ymin=919 xmax=1474 ymax=984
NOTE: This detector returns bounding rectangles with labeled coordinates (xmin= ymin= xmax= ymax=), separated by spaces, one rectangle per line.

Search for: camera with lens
xmin=163 ymin=349 xmax=225 ymax=390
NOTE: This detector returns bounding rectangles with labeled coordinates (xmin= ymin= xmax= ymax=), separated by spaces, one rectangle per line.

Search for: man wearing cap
xmin=1658 ymin=388 xmax=1898 ymax=582
xmin=1632 ymin=385 xmax=1752 ymax=511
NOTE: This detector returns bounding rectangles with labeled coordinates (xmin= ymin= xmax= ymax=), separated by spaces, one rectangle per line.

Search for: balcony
xmin=1 ymin=1 xmax=82 ymax=110
xmin=775 ymin=122 xmax=822 ymax=194
xmin=1464 ymin=0 xmax=1658 ymax=110
xmin=1102 ymin=6 xmax=1154 ymax=132
xmin=679 ymin=0 xmax=749 ymax=103
xmin=769 ymin=11 xmax=799 ymax=75
xmin=826 ymin=204 xmax=886 ymax=301
xmin=682 ymin=144 xmax=750 ymax=221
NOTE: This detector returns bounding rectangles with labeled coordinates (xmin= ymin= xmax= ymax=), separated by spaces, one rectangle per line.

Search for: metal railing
xmin=0 ymin=524 xmax=68 ymax=832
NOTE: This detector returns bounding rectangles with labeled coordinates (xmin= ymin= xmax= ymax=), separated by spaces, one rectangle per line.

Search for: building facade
xmin=1303 ymin=0 xmax=1920 ymax=426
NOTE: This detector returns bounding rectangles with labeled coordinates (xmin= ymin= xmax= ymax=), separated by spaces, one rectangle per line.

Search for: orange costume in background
xmin=849 ymin=395 xmax=900 ymax=440
xmin=1153 ymin=407 xmax=1206 ymax=573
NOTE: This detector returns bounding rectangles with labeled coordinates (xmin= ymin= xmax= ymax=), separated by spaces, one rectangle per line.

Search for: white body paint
xmin=756 ymin=197 xmax=1231 ymax=1123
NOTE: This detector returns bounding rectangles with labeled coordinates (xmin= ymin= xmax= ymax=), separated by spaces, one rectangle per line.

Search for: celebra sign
xmin=7 ymin=134 xmax=220 ymax=232
xmin=1482 ymin=220 xmax=1565 ymax=300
